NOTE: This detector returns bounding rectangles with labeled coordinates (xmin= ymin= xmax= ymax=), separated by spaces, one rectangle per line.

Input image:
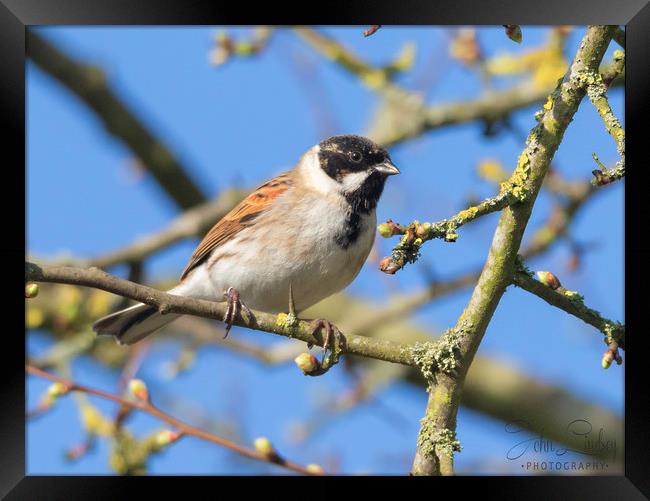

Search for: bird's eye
xmin=349 ymin=151 xmax=362 ymax=163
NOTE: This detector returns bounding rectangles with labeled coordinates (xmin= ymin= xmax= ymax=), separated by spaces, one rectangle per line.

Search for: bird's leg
xmin=288 ymin=282 xmax=298 ymax=320
xmin=286 ymin=282 xmax=311 ymax=347
xmin=310 ymin=318 xmax=343 ymax=353
xmin=222 ymin=287 xmax=253 ymax=339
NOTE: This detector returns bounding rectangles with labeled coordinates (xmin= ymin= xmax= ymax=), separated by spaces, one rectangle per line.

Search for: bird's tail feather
xmin=93 ymin=303 xmax=181 ymax=346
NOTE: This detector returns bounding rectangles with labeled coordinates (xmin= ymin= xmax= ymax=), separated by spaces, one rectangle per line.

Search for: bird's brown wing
xmin=180 ymin=172 xmax=293 ymax=280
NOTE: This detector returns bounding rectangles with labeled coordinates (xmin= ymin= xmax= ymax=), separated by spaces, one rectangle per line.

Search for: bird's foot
xmin=310 ymin=319 xmax=339 ymax=351
xmin=222 ymin=287 xmax=253 ymax=338
xmin=309 ymin=319 xmax=346 ymax=372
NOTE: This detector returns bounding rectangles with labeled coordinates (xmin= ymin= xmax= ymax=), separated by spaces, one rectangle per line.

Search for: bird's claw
xmin=309 ymin=318 xmax=345 ymax=373
xmin=310 ymin=319 xmax=343 ymax=353
xmin=222 ymin=287 xmax=252 ymax=338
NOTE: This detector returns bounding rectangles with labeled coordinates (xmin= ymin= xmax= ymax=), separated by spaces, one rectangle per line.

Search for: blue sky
xmin=27 ymin=26 xmax=624 ymax=474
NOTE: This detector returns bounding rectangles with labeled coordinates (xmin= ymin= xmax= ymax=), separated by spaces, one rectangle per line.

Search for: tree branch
xmin=410 ymin=25 xmax=617 ymax=476
xmin=25 ymin=262 xmax=418 ymax=367
xmin=26 ymin=31 xmax=207 ymax=210
xmin=512 ymin=269 xmax=624 ymax=350
xmin=26 ymin=272 xmax=623 ymax=461
xmin=26 ymin=365 xmax=321 ymax=475
xmin=586 ymin=50 xmax=625 ymax=186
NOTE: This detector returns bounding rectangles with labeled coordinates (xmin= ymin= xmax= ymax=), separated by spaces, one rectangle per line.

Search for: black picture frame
xmin=5 ymin=0 xmax=649 ymax=497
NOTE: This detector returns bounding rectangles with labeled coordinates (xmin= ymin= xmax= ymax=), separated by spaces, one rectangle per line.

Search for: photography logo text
xmin=505 ymin=419 xmax=617 ymax=472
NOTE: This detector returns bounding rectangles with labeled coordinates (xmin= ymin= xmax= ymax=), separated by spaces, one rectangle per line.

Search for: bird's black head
xmin=318 ymin=135 xmax=399 ymax=181
xmin=317 ymin=134 xmax=399 ymax=212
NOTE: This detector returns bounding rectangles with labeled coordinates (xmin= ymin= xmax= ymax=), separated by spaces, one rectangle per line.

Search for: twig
xmin=26 ymin=31 xmax=207 ymax=210
xmin=209 ymin=27 xmax=273 ymax=67
xmin=378 ymin=190 xmax=519 ymax=274
xmin=294 ymin=27 xmax=406 ymax=93
xmin=26 ymin=365 xmax=322 ymax=475
xmin=363 ymin=25 xmax=382 ymax=38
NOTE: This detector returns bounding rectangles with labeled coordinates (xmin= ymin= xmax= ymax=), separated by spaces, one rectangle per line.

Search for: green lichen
xmin=514 ymin=255 xmax=534 ymax=278
xmin=409 ymin=330 xmax=461 ymax=390
xmin=409 ymin=342 xmax=438 ymax=388
xmin=603 ymin=321 xmax=624 ymax=347
xmin=416 ymin=418 xmax=462 ymax=460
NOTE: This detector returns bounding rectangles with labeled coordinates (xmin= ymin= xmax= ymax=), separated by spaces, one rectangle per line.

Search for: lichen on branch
xmin=584 ymin=50 xmax=625 ymax=186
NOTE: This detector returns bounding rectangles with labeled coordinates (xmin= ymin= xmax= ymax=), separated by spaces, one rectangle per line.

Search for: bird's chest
xmin=218 ymin=197 xmax=375 ymax=312
xmin=283 ymin=196 xmax=375 ymax=276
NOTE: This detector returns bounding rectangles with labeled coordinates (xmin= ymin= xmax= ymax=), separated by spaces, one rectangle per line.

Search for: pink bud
xmin=379 ymin=257 xmax=400 ymax=275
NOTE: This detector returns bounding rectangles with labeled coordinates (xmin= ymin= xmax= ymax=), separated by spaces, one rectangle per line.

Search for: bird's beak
xmin=374 ymin=160 xmax=400 ymax=176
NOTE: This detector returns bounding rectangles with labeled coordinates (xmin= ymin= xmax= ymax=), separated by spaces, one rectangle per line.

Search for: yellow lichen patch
xmin=456 ymin=206 xmax=479 ymax=224
xmin=276 ymin=312 xmax=298 ymax=331
xmin=499 ymin=151 xmax=531 ymax=202
xmin=509 ymin=152 xmax=530 ymax=185
xmin=276 ymin=312 xmax=289 ymax=327
xmin=516 ymin=151 xmax=530 ymax=177
xmin=543 ymin=95 xmax=554 ymax=111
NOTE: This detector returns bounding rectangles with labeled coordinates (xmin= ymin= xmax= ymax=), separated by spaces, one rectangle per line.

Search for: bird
xmin=93 ymin=134 xmax=400 ymax=347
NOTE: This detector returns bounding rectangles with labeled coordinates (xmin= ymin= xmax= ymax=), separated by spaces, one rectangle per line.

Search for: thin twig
xmin=512 ymin=270 xmax=624 ymax=349
xmin=26 ymin=365 xmax=322 ymax=475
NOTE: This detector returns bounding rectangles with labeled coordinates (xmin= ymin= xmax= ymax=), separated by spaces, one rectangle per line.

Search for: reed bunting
xmin=93 ymin=135 xmax=400 ymax=346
